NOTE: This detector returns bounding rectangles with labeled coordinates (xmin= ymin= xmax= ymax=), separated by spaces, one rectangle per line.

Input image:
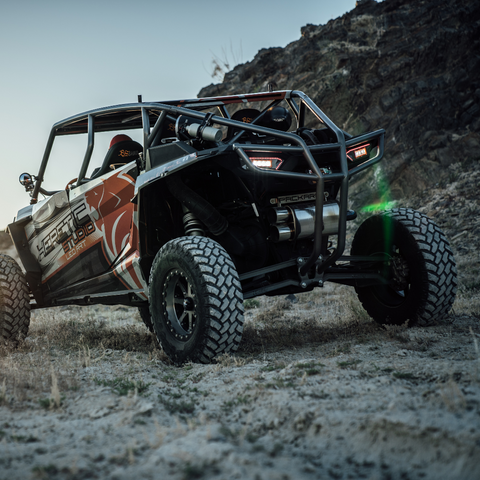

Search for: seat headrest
xmin=108 ymin=140 xmax=142 ymax=162
xmin=257 ymin=106 xmax=292 ymax=132
xmin=89 ymin=139 xmax=142 ymax=180
xmin=110 ymin=134 xmax=134 ymax=148
xmin=227 ymin=109 xmax=261 ymax=138
xmin=231 ymin=108 xmax=261 ymax=124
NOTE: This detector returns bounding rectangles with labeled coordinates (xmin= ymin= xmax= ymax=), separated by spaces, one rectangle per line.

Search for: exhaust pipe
xmin=268 ymin=202 xmax=339 ymax=242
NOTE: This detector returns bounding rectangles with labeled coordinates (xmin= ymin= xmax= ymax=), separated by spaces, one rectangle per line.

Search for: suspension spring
xmin=183 ymin=212 xmax=205 ymax=236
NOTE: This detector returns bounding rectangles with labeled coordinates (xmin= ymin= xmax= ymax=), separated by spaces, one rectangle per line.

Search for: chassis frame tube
xmin=292 ymin=92 xmax=350 ymax=275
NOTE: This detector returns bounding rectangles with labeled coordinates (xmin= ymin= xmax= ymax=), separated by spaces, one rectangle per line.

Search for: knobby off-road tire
xmin=351 ymin=208 xmax=457 ymax=326
xmin=0 ymin=254 xmax=30 ymax=345
xmin=149 ymin=236 xmax=244 ymax=364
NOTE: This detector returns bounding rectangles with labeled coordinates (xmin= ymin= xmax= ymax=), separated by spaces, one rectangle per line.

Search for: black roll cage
xmin=30 ymin=90 xmax=384 ymax=279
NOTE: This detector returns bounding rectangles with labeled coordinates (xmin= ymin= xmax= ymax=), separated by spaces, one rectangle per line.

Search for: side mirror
xmin=19 ymin=173 xmax=35 ymax=192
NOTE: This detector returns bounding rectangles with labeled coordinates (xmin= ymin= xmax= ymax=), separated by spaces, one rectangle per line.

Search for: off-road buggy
xmin=3 ymin=90 xmax=457 ymax=363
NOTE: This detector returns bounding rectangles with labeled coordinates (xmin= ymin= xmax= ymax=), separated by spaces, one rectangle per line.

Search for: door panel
xmin=26 ymin=162 xmax=147 ymax=302
xmin=26 ymin=190 xmax=76 ymax=283
xmin=77 ymin=163 xmax=147 ymax=298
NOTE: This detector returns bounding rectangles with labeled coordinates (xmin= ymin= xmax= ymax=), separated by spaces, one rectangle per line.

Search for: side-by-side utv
xmin=2 ymin=90 xmax=457 ymax=363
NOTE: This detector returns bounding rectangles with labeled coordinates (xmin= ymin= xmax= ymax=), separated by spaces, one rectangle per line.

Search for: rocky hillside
xmin=199 ymin=0 xmax=480 ymax=202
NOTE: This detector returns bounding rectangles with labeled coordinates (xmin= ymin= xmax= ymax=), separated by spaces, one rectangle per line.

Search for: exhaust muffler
xmin=268 ymin=202 xmax=339 ymax=242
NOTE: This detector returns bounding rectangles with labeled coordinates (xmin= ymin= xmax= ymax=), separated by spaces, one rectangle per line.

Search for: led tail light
xmin=346 ymin=143 xmax=370 ymax=162
xmin=249 ymin=157 xmax=284 ymax=170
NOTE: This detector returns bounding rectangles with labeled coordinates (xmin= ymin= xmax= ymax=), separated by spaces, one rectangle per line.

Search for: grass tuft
xmin=337 ymin=359 xmax=362 ymax=369
xmin=93 ymin=377 xmax=151 ymax=396
xmin=159 ymin=395 xmax=195 ymax=415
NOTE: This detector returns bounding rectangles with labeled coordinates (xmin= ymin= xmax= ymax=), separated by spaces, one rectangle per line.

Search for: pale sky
xmin=0 ymin=0 xmax=356 ymax=228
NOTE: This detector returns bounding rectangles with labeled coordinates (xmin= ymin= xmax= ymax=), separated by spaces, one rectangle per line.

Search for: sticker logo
xmin=271 ymin=192 xmax=317 ymax=205
xmin=119 ymin=149 xmax=139 ymax=158
xmin=36 ymin=202 xmax=96 ymax=261
xmin=62 ymin=220 xmax=96 ymax=256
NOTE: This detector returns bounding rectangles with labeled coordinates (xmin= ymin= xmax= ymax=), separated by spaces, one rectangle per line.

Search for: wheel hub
xmin=162 ymin=269 xmax=197 ymax=340
xmin=390 ymin=254 xmax=409 ymax=291
xmin=370 ymin=247 xmax=410 ymax=305
xmin=183 ymin=297 xmax=194 ymax=310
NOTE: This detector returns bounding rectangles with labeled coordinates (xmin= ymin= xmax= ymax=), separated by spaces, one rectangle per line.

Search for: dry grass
xmin=29 ymin=306 xmax=157 ymax=353
xmin=1 ymin=282 xmax=478 ymax=408
xmin=240 ymin=285 xmax=381 ymax=355
xmin=240 ymin=280 xmax=480 ymax=359
xmin=0 ymin=305 xmax=158 ymax=406
xmin=453 ymin=290 xmax=480 ymax=318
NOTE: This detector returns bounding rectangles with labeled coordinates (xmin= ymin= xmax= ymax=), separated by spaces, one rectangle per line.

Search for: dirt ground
xmin=0 ymin=282 xmax=479 ymax=480
xmin=1 ymin=162 xmax=480 ymax=480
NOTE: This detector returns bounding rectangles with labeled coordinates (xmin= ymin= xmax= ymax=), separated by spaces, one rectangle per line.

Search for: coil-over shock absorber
xmin=183 ymin=208 xmax=205 ymax=236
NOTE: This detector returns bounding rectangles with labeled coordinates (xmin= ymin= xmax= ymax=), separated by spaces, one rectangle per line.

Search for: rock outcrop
xmin=199 ymin=0 xmax=480 ymax=201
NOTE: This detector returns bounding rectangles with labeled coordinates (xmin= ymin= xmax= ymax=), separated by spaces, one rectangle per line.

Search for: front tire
xmin=0 ymin=254 xmax=31 ymax=345
xmin=351 ymin=208 xmax=457 ymax=326
xmin=149 ymin=236 xmax=244 ymax=364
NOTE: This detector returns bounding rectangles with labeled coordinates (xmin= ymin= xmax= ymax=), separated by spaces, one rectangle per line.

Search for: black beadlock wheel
xmin=0 ymin=254 xmax=31 ymax=345
xmin=148 ymin=236 xmax=244 ymax=364
xmin=351 ymin=208 xmax=457 ymax=326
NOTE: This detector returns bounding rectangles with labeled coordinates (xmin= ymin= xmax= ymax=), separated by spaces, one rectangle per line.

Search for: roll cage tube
xmin=226 ymin=99 xmax=284 ymax=145
xmin=30 ymin=127 xmax=57 ymax=204
xmin=294 ymin=91 xmax=349 ymax=275
xmin=77 ymin=115 xmax=95 ymax=185
xmin=30 ymin=91 xmax=305 ymax=203
xmin=29 ymin=92 xmax=384 ymax=279
xmin=31 ymin=114 xmax=96 ymax=200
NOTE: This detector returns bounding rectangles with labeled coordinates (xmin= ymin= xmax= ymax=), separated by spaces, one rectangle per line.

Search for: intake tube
xmin=166 ymin=174 xmax=228 ymax=236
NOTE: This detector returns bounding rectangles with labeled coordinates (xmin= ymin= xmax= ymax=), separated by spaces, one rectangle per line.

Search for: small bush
xmin=244 ymin=299 xmax=260 ymax=309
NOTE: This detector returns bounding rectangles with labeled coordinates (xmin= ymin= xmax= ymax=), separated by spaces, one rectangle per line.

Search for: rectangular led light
xmin=346 ymin=143 xmax=370 ymax=162
xmin=354 ymin=147 xmax=367 ymax=159
xmin=249 ymin=157 xmax=283 ymax=169
xmin=252 ymin=159 xmax=273 ymax=168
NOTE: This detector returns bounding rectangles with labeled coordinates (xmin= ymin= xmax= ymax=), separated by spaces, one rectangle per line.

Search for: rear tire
xmin=149 ymin=236 xmax=244 ymax=364
xmin=0 ymin=254 xmax=31 ymax=345
xmin=351 ymin=208 xmax=457 ymax=326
